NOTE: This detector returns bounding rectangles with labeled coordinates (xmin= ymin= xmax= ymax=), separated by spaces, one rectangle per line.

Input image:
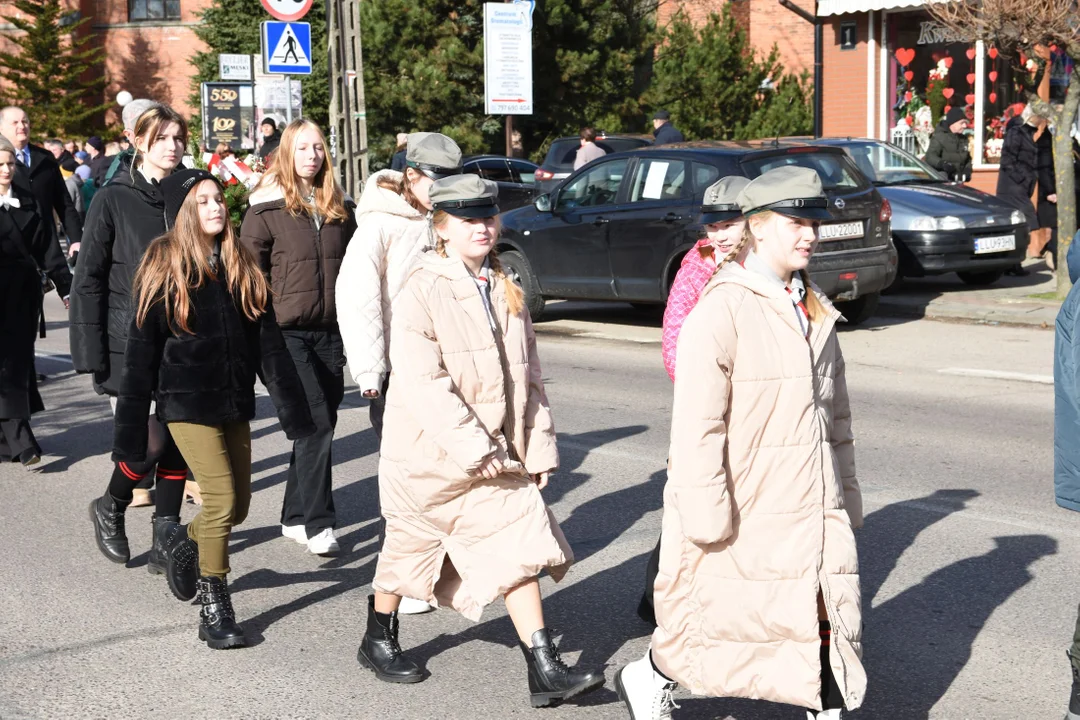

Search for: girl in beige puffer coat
xmin=356 ymin=174 xmax=604 ymax=709
xmin=617 ymin=166 xmax=865 ymax=720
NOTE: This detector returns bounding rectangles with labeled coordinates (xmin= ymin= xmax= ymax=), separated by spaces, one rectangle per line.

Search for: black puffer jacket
xmin=112 ymin=271 xmax=316 ymax=462
xmin=925 ymin=123 xmax=972 ymax=181
xmin=240 ymin=181 xmax=356 ymax=329
xmin=68 ymin=169 xmax=168 ymax=395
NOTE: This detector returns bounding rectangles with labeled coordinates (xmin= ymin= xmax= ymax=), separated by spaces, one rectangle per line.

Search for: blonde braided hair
xmin=431 ymin=210 xmax=524 ymax=317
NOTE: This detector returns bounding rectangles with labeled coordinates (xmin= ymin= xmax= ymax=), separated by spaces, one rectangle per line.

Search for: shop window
xmin=889 ymin=13 xmax=976 ymax=158
xmin=130 ymin=0 xmax=180 ymax=21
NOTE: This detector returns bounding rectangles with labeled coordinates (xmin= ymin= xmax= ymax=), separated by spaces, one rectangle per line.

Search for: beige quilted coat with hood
xmin=651 ymin=262 xmax=866 ymax=712
xmin=336 ymin=170 xmax=428 ymax=394
xmin=372 ymin=250 xmax=573 ymax=621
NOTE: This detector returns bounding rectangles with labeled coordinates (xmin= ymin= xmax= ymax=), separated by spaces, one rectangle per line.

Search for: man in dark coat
xmin=85 ymin=136 xmax=110 ymax=188
xmin=0 ymin=106 xmax=84 ymax=257
xmin=256 ymin=117 xmax=281 ymax=162
xmin=652 ymin=110 xmax=685 ymax=146
xmin=925 ymin=107 xmax=972 ymax=182
xmin=390 ymin=132 xmax=408 ymax=171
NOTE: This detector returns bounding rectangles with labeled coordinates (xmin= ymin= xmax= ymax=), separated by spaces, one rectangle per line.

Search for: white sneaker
xmin=615 ymin=650 xmax=679 ymax=719
xmin=807 ymin=710 xmax=842 ymax=719
xmin=397 ymin=596 xmax=436 ymax=615
xmin=281 ymin=524 xmax=307 ymax=544
xmin=306 ymin=527 xmax=340 ymax=555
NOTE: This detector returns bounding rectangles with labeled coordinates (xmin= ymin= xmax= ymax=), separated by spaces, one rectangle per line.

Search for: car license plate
xmin=818 ymin=221 xmax=864 ymax=241
xmin=974 ymin=234 xmax=1016 ymax=254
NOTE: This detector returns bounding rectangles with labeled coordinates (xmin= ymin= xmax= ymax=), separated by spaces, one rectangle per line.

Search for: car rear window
xmin=542 ymin=137 xmax=650 ymax=172
xmin=741 ymin=152 xmax=867 ymax=191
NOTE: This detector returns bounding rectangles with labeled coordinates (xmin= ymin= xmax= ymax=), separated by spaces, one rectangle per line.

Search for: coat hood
xmin=247 ymin=175 xmax=285 ymax=206
xmin=708 ymin=261 xmax=843 ymax=325
xmin=107 ymin=165 xmax=165 ymax=206
xmin=357 ymin=170 xmax=426 ymax=220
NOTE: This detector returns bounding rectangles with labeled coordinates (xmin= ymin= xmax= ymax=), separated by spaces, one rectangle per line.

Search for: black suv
xmin=534 ymin=133 xmax=653 ymax=193
xmin=497 ymin=141 xmax=898 ymax=323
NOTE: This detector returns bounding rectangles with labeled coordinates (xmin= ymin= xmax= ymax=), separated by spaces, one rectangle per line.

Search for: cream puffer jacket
xmin=336 ymin=170 xmax=428 ymax=393
xmin=651 ymin=262 xmax=865 ymax=711
xmin=372 ymin=251 xmax=571 ymax=621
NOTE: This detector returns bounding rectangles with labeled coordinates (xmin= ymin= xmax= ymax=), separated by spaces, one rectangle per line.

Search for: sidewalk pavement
xmin=878 ymin=257 xmax=1063 ymax=329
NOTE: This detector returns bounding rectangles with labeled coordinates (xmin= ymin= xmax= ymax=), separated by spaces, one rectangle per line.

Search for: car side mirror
xmin=534 ymin=194 xmax=552 ymax=213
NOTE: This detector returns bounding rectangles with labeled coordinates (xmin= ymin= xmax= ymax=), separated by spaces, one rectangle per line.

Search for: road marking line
xmin=939 ymin=368 xmax=1053 ymax=385
xmin=34 ymin=351 xmax=72 ymax=365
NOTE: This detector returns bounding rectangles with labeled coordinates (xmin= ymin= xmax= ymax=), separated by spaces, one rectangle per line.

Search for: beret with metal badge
xmin=406 ymin=132 xmax=463 ymax=180
xmin=736 ymin=165 xmax=832 ymax=220
xmin=429 ymin=174 xmax=500 ymax=219
xmin=700 ymin=175 xmax=751 ymax=225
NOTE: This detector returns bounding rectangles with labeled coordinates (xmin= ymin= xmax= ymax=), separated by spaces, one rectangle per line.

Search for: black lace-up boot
xmin=518 ymin=628 xmax=605 ymax=707
xmin=89 ymin=493 xmax=129 ymax=564
xmin=196 ymin=576 xmax=246 ymax=649
xmin=356 ymin=595 xmax=424 ymax=683
xmin=165 ymin=525 xmax=199 ymax=601
xmin=147 ymin=514 xmax=181 ymax=575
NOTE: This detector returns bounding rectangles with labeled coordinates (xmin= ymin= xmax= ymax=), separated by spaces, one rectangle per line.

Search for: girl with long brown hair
xmin=72 ymin=105 xmax=196 ymax=574
xmin=241 ymin=118 xmax=356 ymax=557
xmin=114 ymin=169 xmax=313 ymax=649
xmin=359 ymin=174 xmax=604 ymax=707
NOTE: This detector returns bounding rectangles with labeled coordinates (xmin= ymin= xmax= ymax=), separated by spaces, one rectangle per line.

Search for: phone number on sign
xmin=489 ymin=103 xmax=533 ymax=114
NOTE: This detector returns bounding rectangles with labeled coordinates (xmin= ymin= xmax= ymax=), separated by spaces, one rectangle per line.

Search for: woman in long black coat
xmin=1036 ymin=126 xmax=1058 ymax=266
xmin=996 ymin=114 xmax=1040 ymax=276
xmin=0 ymin=137 xmax=72 ymax=466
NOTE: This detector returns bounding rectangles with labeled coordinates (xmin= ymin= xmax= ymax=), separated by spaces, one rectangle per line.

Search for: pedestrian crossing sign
xmin=261 ymin=21 xmax=312 ymax=75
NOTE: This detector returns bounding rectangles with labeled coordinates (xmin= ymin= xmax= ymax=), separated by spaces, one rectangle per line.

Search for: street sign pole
xmin=285 ymin=75 xmax=293 ymax=123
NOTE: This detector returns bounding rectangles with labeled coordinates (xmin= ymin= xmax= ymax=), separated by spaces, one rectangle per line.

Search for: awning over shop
xmin=817 ymin=0 xmax=927 ymax=17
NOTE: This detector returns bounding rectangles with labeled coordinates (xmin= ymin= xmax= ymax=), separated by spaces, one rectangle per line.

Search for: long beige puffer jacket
xmin=651 ymin=262 xmax=865 ymax=711
xmin=336 ymin=170 xmax=428 ymax=394
xmin=373 ymin=251 xmax=573 ymax=621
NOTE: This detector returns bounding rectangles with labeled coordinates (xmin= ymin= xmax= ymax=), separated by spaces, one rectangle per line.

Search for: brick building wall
xmin=657 ymin=0 xmax=812 ymax=77
xmin=0 ymin=0 xmax=208 ymax=129
xmin=821 ymin=14 xmax=869 ymax=137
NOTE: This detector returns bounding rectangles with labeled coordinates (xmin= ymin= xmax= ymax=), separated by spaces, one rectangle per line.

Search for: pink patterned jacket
xmin=661 ymin=239 xmax=717 ymax=382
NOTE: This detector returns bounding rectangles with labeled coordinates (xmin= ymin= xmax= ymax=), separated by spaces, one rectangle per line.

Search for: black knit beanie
xmin=160 ymin=168 xmax=220 ymax=230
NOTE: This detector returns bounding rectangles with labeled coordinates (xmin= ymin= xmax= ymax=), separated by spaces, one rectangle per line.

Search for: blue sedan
xmin=809 ymin=139 xmax=1029 ymax=286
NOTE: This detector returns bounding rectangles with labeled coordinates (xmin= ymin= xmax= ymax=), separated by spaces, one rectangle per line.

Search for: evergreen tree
xmin=361 ymin=0 xmax=656 ymax=165
xmin=189 ymin=0 xmax=330 ymax=133
xmin=0 ymin=0 xmax=109 ymax=136
xmin=647 ymin=7 xmax=813 ymax=141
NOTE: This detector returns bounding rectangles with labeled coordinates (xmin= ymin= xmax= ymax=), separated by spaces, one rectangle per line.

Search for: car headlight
xmin=909 ymin=215 xmax=965 ymax=231
xmin=1009 ymin=210 xmax=1025 ymax=225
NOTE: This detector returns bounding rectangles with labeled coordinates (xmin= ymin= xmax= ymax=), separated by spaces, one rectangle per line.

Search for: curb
xmin=877 ymin=298 xmax=1056 ymax=329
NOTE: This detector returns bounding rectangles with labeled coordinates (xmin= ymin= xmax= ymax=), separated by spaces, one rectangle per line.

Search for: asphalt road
xmin=0 ymin=295 xmax=1069 ymax=719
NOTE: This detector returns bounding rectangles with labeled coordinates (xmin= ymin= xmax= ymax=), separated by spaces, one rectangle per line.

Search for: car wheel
xmin=957 ymin=269 xmax=1004 ymax=286
xmin=499 ymin=250 xmax=545 ymax=322
xmin=834 ymin=291 xmax=880 ymax=325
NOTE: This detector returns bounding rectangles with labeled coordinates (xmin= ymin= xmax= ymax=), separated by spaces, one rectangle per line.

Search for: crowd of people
xmin=0 ymin=94 xmax=868 ymax=718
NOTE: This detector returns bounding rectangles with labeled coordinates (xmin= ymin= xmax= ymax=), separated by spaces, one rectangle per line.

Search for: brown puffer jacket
xmin=240 ymin=179 xmax=357 ymax=328
xmin=373 ymin=250 xmax=571 ymax=622
xmin=651 ymin=262 xmax=865 ymax=712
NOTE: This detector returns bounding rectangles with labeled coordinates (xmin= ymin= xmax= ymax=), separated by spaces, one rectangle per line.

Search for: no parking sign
xmin=260 ymin=0 xmax=311 ymax=22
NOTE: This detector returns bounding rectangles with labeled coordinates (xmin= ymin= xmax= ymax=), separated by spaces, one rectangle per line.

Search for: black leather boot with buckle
xmin=165 ymin=525 xmax=199 ymax=602
xmin=519 ymin=628 xmax=605 ymax=708
xmin=196 ymin=576 xmax=246 ymax=650
xmin=356 ymin=595 xmax=424 ymax=683
xmin=147 ymin=514 xmax=181 ymax=575
xmin=89 ymin=493 xmax=130 ymax=564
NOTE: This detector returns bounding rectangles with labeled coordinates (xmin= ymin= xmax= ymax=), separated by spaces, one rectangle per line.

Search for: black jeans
xmin=0 ymin=418 xmax=39 ymax=462
xmin=280 ymin=328 xmax=345 ymax=536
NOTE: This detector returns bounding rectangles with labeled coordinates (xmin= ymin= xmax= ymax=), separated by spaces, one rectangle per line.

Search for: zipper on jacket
xmin=311 ymin=214 xmax=325 ymax=321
